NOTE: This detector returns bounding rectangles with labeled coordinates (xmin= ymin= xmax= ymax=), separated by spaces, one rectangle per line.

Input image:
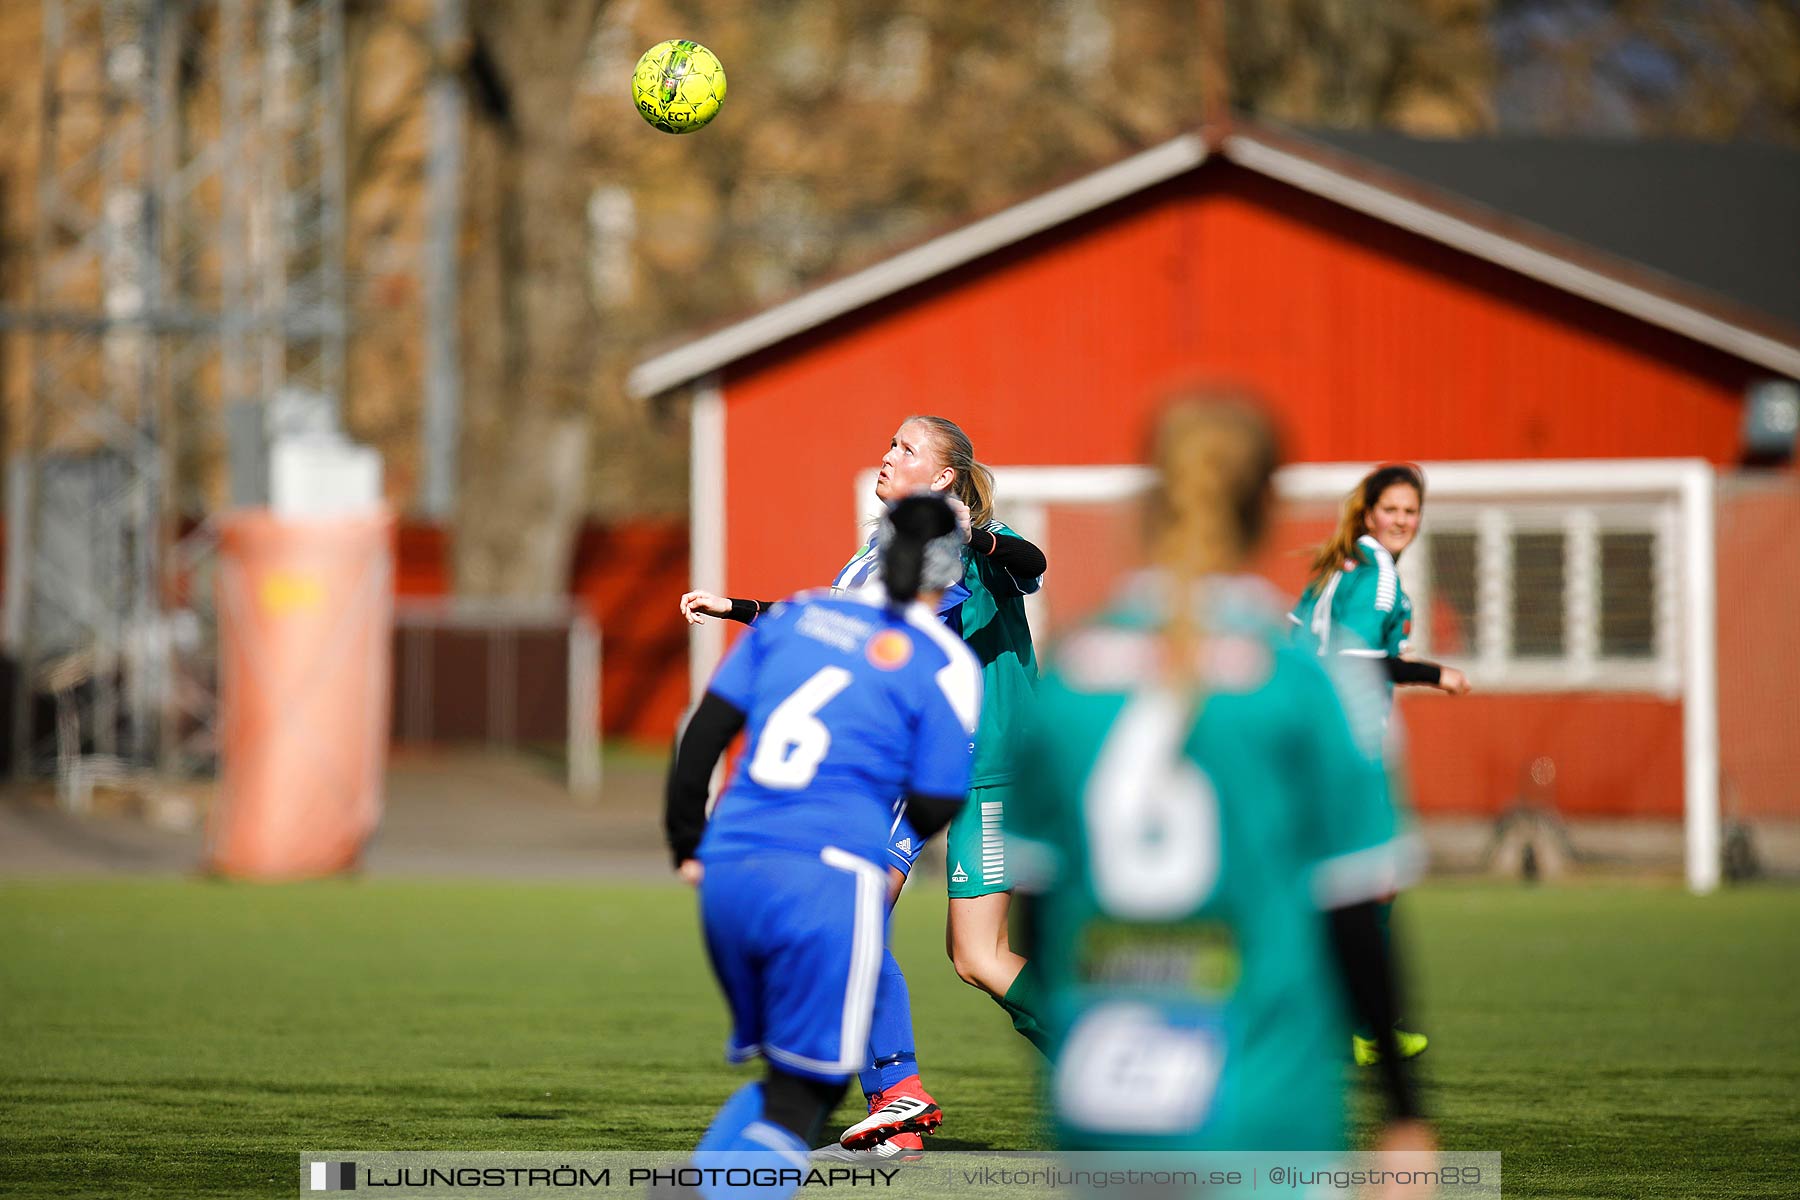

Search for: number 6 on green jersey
xmin=1085 ymin=690 xmax=1221 ymax=919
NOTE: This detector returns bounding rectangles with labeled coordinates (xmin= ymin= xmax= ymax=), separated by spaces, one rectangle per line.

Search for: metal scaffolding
xmin=256 ymin=0 xmax=347 ymax=405
xmin=3 ymin=0 xmax=347 ymax=789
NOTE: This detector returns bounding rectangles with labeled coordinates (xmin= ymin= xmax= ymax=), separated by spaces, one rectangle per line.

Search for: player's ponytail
xmin=1307 ymin=462 xmax=1426 ymax=585
xmin=1146 ymin=392 xmax=1282 ymax=690
xmin=908 ymin=415 xmax=995 ymax=528
xmin=879 ymin=494 xmax=962 ymax=606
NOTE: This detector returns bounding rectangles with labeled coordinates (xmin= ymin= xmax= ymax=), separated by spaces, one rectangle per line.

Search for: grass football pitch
xmin=2 ymin=878 xmax=1795 ymax=1199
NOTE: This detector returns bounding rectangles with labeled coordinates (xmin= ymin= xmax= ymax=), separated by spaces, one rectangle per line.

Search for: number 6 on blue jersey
xmin=748 ymin=666 xmax=854 ymax=789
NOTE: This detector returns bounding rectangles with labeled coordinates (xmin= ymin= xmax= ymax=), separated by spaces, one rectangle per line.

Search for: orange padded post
xmin=207 ymin=510 xmax=394 ymax=879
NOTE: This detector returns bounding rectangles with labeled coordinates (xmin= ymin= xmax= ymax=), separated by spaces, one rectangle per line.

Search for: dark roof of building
xmin=1303 ymin=130 xmax=1800 ymax=332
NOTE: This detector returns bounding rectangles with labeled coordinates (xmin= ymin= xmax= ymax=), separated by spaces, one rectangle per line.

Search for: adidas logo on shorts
xmin=894 ymin=838 xmax=913 ymax=854
xmin=950 ymin=863 xmax=968 ymax=883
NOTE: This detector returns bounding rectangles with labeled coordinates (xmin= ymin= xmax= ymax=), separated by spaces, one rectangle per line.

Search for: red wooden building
xmin=631 ymin=121 xmax=1800 ymax=888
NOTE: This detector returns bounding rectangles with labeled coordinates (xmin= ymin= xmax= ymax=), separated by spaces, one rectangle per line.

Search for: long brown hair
xmin=907 ymin=415 xmax=996 ymax=527
xmin=1146 ymin=392 xmax=1282 ymax=687
xmin=1306 ymin=463 xmax=1425 ymax=587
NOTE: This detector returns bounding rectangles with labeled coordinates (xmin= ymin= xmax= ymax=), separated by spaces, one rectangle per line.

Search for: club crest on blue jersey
xmin=865 ymin=629 xmax=913 ymax=670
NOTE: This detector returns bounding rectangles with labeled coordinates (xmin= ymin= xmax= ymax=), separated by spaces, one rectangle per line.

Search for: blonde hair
xmin=906 ymin=415 xmax=996 ymax=527
xmin=1306 ymin=463 xmax=1426 ymax=587
xmin=1146 ymin=392 xmax=1282 ymax=688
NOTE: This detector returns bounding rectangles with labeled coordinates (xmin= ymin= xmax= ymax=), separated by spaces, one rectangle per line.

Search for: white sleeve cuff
xmin=1005 ymin=834 xmax=1061 ymax=893
xmin=1007 ymin=570 xmax=1044 ymax=596
xmin=1312 ymin=833 xmax=1425 ymax=909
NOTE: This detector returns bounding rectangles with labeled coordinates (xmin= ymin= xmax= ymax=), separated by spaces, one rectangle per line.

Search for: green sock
xmin=994 ymin=963 xmax=1052 ymax=1056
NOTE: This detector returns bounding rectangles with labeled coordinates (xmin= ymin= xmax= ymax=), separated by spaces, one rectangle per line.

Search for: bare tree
xmin=1226 ymin=0 xmax=1499 ymax=134
xmin=1493 ymin=0 xmax=1800 ymax=141
xmin=454 ymin=0 xmax=603 ymax=598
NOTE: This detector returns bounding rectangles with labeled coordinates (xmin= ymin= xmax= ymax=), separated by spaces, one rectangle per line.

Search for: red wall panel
xmin=395 ymin=522 xmax=452 ymax=597
xmin=568 ymin=521 xmax=691 ymax=743
xmin=1187 ymin=171 xmax=1753 ymax=465
xmin=1399 ymin=694 xmax=1683 ymax=818
xmin=1715 ymin=481 xmax=1800 ymax=821
xmin=720 ymin=164 xmax=1761 ymax=607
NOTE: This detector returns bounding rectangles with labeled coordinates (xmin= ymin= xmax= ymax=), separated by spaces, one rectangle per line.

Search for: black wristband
xmin=726 ymin=598 xmax=764 ymax=624
xmin=1386 ymin=658 xmax=1443 ymax=686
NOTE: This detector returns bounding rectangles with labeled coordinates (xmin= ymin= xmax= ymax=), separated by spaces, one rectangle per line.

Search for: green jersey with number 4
xmin=1289 ymin=535 xmax=1412 ymax=701
xmin=1008 ymin=575 xmax=1419 ymax=1151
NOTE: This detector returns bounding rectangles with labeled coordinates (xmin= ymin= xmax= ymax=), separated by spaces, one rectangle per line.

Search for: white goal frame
xmin=855 ymin=458 xmax=1720 ymax=894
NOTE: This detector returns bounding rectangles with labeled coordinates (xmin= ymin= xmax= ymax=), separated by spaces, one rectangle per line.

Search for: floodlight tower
xmin=256 ymin=0 xmax=347 ymax=407
xmin=5 ymin=0 xmax=347 ymax=787
xmin=7 ymin=0 xmax=170 ymax=778
xmin=162 ymin=0 xmax=349 ymax=778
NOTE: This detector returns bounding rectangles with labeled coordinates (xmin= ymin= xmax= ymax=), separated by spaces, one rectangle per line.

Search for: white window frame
xmin=1408 ymin=501 xmax=1678 ymax=695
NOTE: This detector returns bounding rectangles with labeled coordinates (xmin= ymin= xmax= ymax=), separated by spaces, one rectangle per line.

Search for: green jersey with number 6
xmin=1008 ymin=575 xmax=1419 ymax=1151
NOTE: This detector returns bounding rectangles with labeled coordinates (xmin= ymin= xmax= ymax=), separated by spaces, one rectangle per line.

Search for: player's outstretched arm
xmin=679 ymin=590 xmax=730 ymax=624
xmin=679 ymin=590 xmax=772 ymax=625
xmin=663 ymin=692 xmax=747 ymax=873
xmin=1382 ymin=656 xmax=1471 ymax=694
xmin=1434 ymin=665 xmax=1471 ymax=694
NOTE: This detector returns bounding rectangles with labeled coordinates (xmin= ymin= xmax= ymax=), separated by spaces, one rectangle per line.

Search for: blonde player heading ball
xmin=1007 ymin=393 xmax=1433 ymax=1162
xmin=664 ymin=494 xmax=980 ymax=1199
xmin=680 ymin=417 xmax=1049 ymax=1160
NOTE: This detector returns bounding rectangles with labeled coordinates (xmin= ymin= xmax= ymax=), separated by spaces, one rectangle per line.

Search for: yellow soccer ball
xmin=632 ymin=40 xmax=727 ymax=134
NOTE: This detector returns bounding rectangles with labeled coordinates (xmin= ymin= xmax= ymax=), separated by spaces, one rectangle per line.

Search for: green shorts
xmin=944 ymin=781 xmax=1011 ymax=899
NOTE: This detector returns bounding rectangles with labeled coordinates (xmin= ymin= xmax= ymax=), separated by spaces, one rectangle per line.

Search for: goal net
xmin=858 ymin=460 xmax=1800 ymax=891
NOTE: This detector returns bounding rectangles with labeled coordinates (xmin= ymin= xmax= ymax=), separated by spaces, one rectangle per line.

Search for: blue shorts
xmin=700 ymin=847 xmax=889 ymax=1083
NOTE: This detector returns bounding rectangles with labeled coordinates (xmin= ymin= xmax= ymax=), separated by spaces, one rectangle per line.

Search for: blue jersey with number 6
xmin=699 ymin=588 xmax=982 ymax=869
